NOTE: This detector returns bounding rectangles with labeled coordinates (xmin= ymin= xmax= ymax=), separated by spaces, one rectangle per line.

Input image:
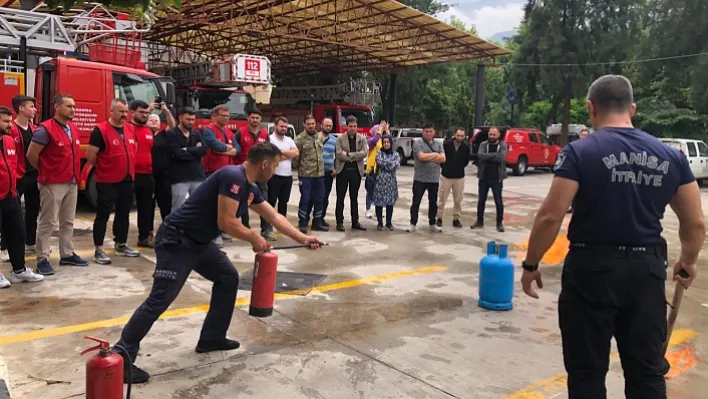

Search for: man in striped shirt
xmin=319 ymin=118 xmax=337 ymax=227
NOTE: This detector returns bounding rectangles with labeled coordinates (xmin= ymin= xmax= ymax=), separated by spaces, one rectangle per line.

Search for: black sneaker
xmin=435 ymin=218 xmax=443 ymax=227
xmin=59 ymin=253 xmax=88 ymax=266
xmin=124 ymin=363 xmax=150 ymax=384
xmin=93 ymin=249 xmax=112 ymax=265
xmin=195 ymin=338 xmax=241 ymax=354
xmin=312 ymin=223 xmax=329 ymax=232
xmin=377 ymin=224 xmax=384 ymax=231
xmin=298 ymin=226 xmax=308 ymax=234
xmin=136 ymin=236 xmax=155 ymax=248
xmin=115 ymin=244 xmax=140 ymax=257
xmin=320 ymin=220 xmax=330 ymax=228
xmin=262 ymin=231 xmax=277 ymax=241
xmin=37 ymin=258 xmax=55 ymax=275
xmin=336 ymin=224 xmax=345 ymax=232
xmin=497 ymin=224 xmax=505 ymax=232
xmin=452 ymin=219 xmax=462 ymax=228
xmin=470 ymin=222 xmax=484 ymax=229
xmin=352 ymin=223 xmax=367 ymax=231
xmin=386 ymin=224 xmax=394 ymax=231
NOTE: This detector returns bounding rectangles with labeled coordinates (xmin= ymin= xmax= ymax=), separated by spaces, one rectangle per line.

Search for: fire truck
xmin=260 ymin=80 xmax=379 ymax=135
xmin=0 ymin=4 xmax=174 ymax=207
xmin=153 ymin=57 xmax=273 ymax=131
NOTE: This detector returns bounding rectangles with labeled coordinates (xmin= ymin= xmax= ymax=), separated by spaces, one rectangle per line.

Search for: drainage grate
xmin=239 ymin=271 xmax=327 ymax=296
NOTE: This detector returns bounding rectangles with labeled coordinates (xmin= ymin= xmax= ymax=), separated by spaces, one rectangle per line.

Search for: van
xmin=659 ymin=138 xmax=708 ymax=181
xmin=469 ymin=127 xmax=562 ymax=176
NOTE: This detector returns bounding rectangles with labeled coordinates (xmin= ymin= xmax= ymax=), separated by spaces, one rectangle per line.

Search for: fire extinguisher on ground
xmin=81 ymin=336 xmax=132 ymax=399
xmin=249 ymin=243 xmax=328 ymax=318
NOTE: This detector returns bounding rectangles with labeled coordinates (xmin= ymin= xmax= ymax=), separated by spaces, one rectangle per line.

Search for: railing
xmin=0 ymin=59 xmax=24 ymax=74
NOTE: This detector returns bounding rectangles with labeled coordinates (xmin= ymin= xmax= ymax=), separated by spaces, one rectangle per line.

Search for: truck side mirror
xmin=166 ymin=82 xmax=176 ymax=105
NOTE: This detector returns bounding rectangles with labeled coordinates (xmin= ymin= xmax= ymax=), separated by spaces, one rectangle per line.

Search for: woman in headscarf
xmin=364 ymin=123 xmax=382 ymax=218
xmin=372 ymin=135 xmax=400 ymax=230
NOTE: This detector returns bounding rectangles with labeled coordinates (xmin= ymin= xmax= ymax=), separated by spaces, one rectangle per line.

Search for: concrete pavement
xmin=0 ymin=164 xmax=706 ymax=398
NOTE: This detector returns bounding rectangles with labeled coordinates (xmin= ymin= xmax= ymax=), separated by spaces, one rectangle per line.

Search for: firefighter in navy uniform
xmin=520 ymin=75 xmax=705 ymax=399
xmin=115 ymin=142 xmax=324 ymax=384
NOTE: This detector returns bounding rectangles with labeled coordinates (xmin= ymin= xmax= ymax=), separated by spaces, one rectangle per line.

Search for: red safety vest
xmin=9 ymin=120 xmax=36 ymax=178
xmin=202 ymin=123 xmax=235 ymax=173
xmin=131 ymin=122 xmax=153 ymax=175
xmin=234 ymin=126 xmax=268 ymax=165
xmin=37 ymin=119 xmax=81 ymax=185
xmin=94 ymin=121 xmax=137 ymax=184
xmin=0 ymin=135 xmax=18 ymax=199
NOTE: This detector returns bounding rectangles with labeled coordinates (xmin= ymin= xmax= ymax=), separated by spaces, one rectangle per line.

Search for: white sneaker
xmin=366 ymin=210 xmax=372 ymax=218
xmin=0 ymin=273 xmax=10 ymax=288
xmin=429 ymin=224 xmax=442 ymax=233
xmin=9 ymin=268 xmax=44 ymax=283
xmin=406 ymin=224 xmax=416 ymax=232
xmin=1 ymin=249 xmax=8 ymax=262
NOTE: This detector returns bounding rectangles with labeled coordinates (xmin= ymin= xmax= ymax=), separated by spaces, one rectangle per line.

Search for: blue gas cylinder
xmin=478 ymin=241 xmax=515 ymax=311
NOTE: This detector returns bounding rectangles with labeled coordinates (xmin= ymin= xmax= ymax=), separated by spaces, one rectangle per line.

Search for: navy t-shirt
xmin=554 ymin=127 xmax=694 ymax=246
xmin=164 ymin=165 xmax=265 ymax=243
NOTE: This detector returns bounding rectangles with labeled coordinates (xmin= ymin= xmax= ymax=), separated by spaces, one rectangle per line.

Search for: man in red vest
xmin=86 ymin=98 xmax=141 ymax=265
xmin=201 ymin=105 xmax=239 ymax=247
xmin=0 ymin=105 xmax=44 ymax=288
xmin=129 ymin=100 xmax=158 ymax=249
xmin=233 ymin=108 xmax=275 ymax=241
xmin=0 ymin=95 xmax=40 ymax=261
xmin=26 ymin=94 xmax=89 ymax=275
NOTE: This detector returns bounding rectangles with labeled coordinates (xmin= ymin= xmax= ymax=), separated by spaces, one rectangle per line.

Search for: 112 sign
xmin=245 ymin=59 xmax=261 ymax=78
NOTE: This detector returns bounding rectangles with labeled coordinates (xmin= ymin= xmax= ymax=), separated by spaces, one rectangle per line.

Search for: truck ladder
xmin=0 ymin=3 xmax=150 ymax=52
xmin=270 ymin=80 xmax=381 ymax=107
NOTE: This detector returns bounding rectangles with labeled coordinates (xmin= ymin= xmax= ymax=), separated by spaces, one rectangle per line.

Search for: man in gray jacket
xmin=471 ymin=127 xmax=507 ymax=232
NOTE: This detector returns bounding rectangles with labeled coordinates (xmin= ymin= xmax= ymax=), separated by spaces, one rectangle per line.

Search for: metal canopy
xmin=145 ymin=0 xmax=511 ymax=76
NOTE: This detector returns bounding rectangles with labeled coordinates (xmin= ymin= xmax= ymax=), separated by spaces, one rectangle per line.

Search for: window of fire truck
xmin=338 ymin=108 xmax=374 ymax=128
xmin=192 ymin=90 xmax=250 ymax=120
xmin=113 ymin=73 xmax=163 ymax=115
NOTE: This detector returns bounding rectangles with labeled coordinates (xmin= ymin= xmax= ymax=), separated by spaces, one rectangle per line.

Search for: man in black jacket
xmin=435 ymin=128 xmax=470 ymax=228
xmin=165 ymin=108 xmax=207 ymax=211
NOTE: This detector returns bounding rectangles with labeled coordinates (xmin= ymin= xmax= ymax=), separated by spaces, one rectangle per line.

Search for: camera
xmin=154 ymin=96 xmax=163 ymax=105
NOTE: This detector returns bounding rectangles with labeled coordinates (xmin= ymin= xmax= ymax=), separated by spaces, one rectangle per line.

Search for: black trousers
xmin=0 ymin=196 xmax=25 ymax=272
xmin=477 ymin=178 xmax=504 ymax=225
xmin=335 ymin=168 xmax=361 ymax=225
xmin=94 ymin=179 xmax=134 ymax=246
xmin=134 ymin=174 xmax=155 ymax=242
xmin=116 ymin=225 xmax=239 ymax=361
xmin=559 ymin=245 xmax=668 ymax=399
xmin=323 ymin=172 xmax=334 ymax=218
xmin=375 ymin=205 xmax=393 ymax=226
xmin=410 ymin=180 xmax=438 ymax=226
xmin=153 ymin=171 xmax=172 ymax=221
xmin=267 ymin=175 xmax=293 ymax=217
xmin=1 ymin=176 xmax=39 ymax=249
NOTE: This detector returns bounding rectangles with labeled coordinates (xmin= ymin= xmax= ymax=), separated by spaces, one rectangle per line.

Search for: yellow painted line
xmin=0 ymin=265 xmax=448 ymax=346
xmin=500 ymin=328 xmax=700 ymax=399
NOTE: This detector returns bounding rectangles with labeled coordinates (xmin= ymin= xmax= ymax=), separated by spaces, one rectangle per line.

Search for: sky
xmin=436 ymin=0 xmax=525 ymax=39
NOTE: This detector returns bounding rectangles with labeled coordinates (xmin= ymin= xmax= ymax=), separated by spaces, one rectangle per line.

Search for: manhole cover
xmin=239 ymin=271 xmax=327 ymax=296
xmin=51 ymin=228 xmax=92 ymax=237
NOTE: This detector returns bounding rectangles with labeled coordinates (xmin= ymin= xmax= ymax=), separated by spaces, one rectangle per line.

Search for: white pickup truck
xmin=390 ymin=127 xmax=444 ymax=165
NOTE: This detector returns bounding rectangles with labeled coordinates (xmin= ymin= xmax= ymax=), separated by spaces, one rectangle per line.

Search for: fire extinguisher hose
xmin=113 ymin=344 xmax=132 ymax=399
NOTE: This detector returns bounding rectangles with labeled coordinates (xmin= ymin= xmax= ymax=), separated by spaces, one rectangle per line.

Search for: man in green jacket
xmin=293 ymin=114 xmax=329 ymax=233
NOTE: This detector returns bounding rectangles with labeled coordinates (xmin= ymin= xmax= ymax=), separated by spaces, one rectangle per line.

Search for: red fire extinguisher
xmin=81 ymin=336 xmax=124 ymax=399
xmin=248 ymin=243 xmax=328 ymax=318
xmin=249 ymin=249 xmax=278 ymax=317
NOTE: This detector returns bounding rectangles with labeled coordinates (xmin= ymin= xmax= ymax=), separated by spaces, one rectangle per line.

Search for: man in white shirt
xmin=268 ymin=116 xmax=299 ymax=220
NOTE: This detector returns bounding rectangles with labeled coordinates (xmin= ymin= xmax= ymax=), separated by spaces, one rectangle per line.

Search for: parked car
xmin=659 ymin=138 xmax=708 ymax=182
xmin=469 ymin=126 xmax=561 ymax=176
xmin=260 ymin=121 xmax=297 ymax=139
xmin=390 ymin=127 xmax=444 ymax=165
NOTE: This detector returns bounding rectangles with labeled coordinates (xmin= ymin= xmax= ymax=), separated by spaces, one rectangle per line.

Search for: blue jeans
xmin=298 ymin=176 xmax=325 ymax=227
